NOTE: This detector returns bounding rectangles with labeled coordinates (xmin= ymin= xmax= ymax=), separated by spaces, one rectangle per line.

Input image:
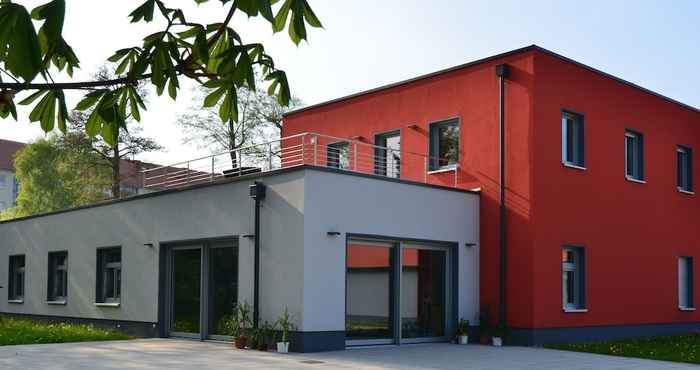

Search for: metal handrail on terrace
xmin=141 ymin=132 xmax=459 ymax=190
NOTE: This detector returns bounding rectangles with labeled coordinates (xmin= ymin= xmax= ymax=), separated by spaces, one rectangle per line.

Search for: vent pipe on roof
xmin=496 ymin=63 xmax=509 ymax=326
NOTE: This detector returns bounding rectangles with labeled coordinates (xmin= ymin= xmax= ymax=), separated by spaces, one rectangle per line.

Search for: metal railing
xmin=141 ymin=132 xmax=460 ymax=190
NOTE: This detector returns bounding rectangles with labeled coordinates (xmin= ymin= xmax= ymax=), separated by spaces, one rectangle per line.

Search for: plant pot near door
xmin=276 ymin=342 xmax=290 ymax=353
xmin=234 ymin=336 xmax=248 ymax=349
xmin=491 ymin=337 xmax=502 ymax=347
xmin=275 ymin=307 xmax=296 ymax=354
xmin=455 ymin=318 xmax=470 ymax=345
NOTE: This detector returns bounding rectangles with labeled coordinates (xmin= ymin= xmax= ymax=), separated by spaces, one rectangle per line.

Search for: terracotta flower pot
xmin=480 ymin=336 xmax=490 ymax=345
xmin=234 ymin=336 xmax=248 ymax=349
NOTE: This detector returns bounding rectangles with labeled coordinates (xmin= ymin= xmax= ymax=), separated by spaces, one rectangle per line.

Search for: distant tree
xmin=0 ymin=136 xmax=111 ymax=220
xmin=59 ymin=67 xmax=162 ymax=199
xmin=175 ymin=81 xmax=303 ymax=168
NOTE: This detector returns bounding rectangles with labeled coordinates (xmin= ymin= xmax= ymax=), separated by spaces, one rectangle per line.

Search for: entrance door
xmin=170 ymin=247 xmax=202 ymax=338
xmin=345 ymin=238 xmax=451 ymax=346
xmin=375 ymin=131 xmax=401 ymax=178
xmin=167 ymin=239 xmax=239 ymax=340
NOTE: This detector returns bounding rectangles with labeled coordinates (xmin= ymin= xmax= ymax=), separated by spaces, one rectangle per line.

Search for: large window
xmin=47 ymin=251 xmax=68 ymax=302
xmin=677 ymin=146 xmax=693 ymax=193
xmin=562 ymin=246 xmax=585 ymax=311
xmin=679 ymin=257 xmax=694 ymax=310
xmin=327 ymin=141 xmax=350 ymax=169
xmin=625 ymin=130 xmax=644 ymax=181
xmin=561 ymin=111 xmax=585 ymax=168
xmin=96 ymin=247 xmax=121 ymax=304
xmin=8 ymin=255 xmax=25 ymax=302
xmin=429 ymin=119 xmax=460 ymax=171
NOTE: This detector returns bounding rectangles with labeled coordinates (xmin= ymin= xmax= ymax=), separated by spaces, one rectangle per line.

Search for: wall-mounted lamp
xmin=143 ymin=243 xmax=154 ymax=248
xmin=351 ymin=135 xmax=364 ymax=141
xmin=465 ymin=242 xmax=477 ymax=248
xmin=406 ymin=124 xmax=419 ymax=130
xmin=327 ymin=231 xmax=341 ymax=237
xmin=242 ymin=234 xmax=256 ymax=239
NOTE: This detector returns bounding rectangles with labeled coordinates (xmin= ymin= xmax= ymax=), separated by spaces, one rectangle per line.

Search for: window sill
xmin=427 ymin=166 xmax=458 ymax=175
xmin=47 ymin=300 xmax=67 ymax=305
xmin=94 ymin=302 xmax=121 ymax=308
xmin=679 ymin=307 xmax=696 ymax=311
xmin=563 ymin=308 xmax=588 ymax=313
xmin=562 ymin=162 xmax=587 ymax=171
xmin=677 ymin=188 xmax=695 ymax=195
xmin=625 ymin=176 xmax=646 ymax=184
xmin=8 ymin=299 xmax=24 ymax=304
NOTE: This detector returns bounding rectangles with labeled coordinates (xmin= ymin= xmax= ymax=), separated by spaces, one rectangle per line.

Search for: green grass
xmin=0 ymin=317 xmax=131 ymax=346
xmin=546 ymin=333 xmax=700 ymax=364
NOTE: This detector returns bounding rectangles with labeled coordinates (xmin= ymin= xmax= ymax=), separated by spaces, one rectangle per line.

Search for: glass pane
xmin=626 ymin=136 xmax=636 ymax=177
xmin=172 ymin=248 xmax=201 ymax=334
xmin=346 ymin=241 xmax=394 ymax=340
xmin=208 ymin=245 xmax=239 ymax=336
xmin=401 ymin=248 xmax=446 ymax=338
xmin=438 ymin=124 xmax=459 ymax=167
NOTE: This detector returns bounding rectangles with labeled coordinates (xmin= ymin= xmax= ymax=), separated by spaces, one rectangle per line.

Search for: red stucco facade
xmin=282 ymin=46 xmax=700 ymax=338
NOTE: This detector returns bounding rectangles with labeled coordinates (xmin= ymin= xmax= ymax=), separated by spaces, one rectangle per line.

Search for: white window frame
xmin=625 ymin=131 xmax=644 ymax=182
xmin=678 ymin=256 xmax=694 ymax=310
xmin=562 ymin=246 xmax=586 ymax=312
xmin=561 ymin=111 xmax=585 ymax=169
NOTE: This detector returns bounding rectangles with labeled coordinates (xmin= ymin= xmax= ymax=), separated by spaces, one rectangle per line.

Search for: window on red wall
xmin=625 ymin=130 xmax=644 ymax=181
xmin=677 ymin=146 xmax=693 ymax=193
xmin=561 ymin=111 xmax=585 ymax=168
xmin=562 ymin=246 xmax=586 ymax=311
xmin=428 ymin=119 xmax=459 ymax=171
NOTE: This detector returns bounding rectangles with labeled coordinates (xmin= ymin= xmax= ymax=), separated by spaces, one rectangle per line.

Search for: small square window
xmin=429 ymin=119 xmax=460 ymax=171
xmin=562 ymin=246 xmax=586 ymax=310
xmin=625 ymin=130 xmax=644 ymax=181
xmin=8 ymin=255 xmax=25 ymax=301
xmin=97 ymin=247 xmax=121 ymax=304
xmin=561 ymin=111 xmax=585 ymax=168
xmin=327 ymin=141 xmax=350 ymax=170
xmin=48 ymin=251 xmax=68 ymax=302
xmin=679 ymin=257 xmax=694 ymax=309
xmin=677 ymin=146 xmax=693 ymax=193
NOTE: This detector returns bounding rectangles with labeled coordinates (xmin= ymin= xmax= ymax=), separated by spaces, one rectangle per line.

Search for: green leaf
xmin=203 ymin=87 xmax=226 ymax=107
xmin=74 ymin=90 xmax=105 ymax=111
xmin=272 ymin=0 xmax=292 ymax=33
xmin=129 ymin=0 xmax=156 ymax=23
xmin=31 ymin=0 xmax=65 ymax=44
xmin=0 ymin=3 xmax=43 ymax=81
xmin=85 ymin=109 xmax=103 ymax=137
xmin=18 ymin=90 xmax=49 ymax=106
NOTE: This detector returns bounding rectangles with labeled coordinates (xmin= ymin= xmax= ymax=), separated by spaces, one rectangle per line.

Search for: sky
xmin=1 ymin=0 xmax=699 ymax=166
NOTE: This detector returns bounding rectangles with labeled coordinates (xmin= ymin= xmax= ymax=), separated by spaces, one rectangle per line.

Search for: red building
xmin=283 ymin=45 xmax=700 ymax=344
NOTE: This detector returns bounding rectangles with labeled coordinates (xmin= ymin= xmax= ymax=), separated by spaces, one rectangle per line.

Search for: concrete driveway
xmin=0 ymin=339 xmax=695 ymax=370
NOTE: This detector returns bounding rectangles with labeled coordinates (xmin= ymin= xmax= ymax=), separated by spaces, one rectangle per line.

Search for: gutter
xmin=249 ymin=182 xmax=267 ymax=328
xmin=496 ymin=64 xmax=510 ymax=325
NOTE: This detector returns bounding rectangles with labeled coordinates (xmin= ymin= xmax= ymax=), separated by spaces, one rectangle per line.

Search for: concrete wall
xmin=0 ymin=170 xmax=306 ymax=327
xmin=301 ymin=169 xmax=480 ymax=332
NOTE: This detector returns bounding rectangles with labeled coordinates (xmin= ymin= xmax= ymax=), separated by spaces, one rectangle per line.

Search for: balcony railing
xmin=141 ymin=132 xmax=459 ymax=190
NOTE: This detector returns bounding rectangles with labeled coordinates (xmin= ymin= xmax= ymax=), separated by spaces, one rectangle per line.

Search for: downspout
xmin=495 ymin=64 xmax=509 ymax=325
xmin=249 ymin=182 xmax=266 ymax=328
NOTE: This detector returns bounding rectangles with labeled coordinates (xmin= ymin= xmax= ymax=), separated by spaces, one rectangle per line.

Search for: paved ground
xmin=0 ymin=339 xmax=696 ymax=370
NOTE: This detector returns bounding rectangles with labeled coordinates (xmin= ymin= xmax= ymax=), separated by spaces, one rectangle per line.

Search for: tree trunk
xmin=111 ymin=146 xmax=121 ymax=199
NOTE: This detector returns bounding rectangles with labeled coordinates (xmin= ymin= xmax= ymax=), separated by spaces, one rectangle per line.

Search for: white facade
xmin=0 ymin=167 xmax=479 ymax=351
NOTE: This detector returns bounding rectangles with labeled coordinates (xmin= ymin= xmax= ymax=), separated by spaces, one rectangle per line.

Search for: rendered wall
xmin=0 ymin=170 xmax=306 ymax=328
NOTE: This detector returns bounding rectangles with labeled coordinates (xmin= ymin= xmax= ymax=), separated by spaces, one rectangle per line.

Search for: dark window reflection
xmin=401 ymin=248 xmax=446 ymax=338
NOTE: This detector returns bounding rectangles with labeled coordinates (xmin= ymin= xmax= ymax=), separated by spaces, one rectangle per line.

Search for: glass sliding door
xmin=207 ymin=243 xmax=239 ymax=339
xmin=401 ymin=247 xmax=447 ymax=341
xmin=171 ymin=247 xmax=202 ymax=337
xmin=346 ymin=238 xmax=451 ymax=346
xmin=375 ymin=131 xmax=401 ymax=178
xmin=345 ymin=240 xmax=396 ymax=344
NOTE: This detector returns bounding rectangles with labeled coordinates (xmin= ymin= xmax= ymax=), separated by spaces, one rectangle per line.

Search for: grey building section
xmin=0 ymin=166 xmax=480 ymax=352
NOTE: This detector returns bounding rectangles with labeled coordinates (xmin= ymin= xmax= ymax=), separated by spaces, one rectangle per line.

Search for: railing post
xmin=424 ymin=157 xmax=428 ymax=183
xmin=187 ymin=162 xmax=190 ymax=184
xmin=354 ymin=143 xmax=358 ymax=171
xmin=268 ymin=143 xmax=273 ymax=170
xmin=313 ymin=135 xmax=318 ymax=166
xmin=238 ymin=149 xmax=242 ymax=176
xmin=211 ymin=156 xmax=215 ymax=182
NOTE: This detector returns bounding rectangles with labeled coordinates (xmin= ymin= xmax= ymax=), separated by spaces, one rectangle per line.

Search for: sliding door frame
xmin=345 ymin=233 xmax=458 ymax=347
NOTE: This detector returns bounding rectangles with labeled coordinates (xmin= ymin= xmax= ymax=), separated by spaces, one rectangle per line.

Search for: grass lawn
xmin=546 ymin=333 xmax=700 ymax=365
xmin=0 ymin=317 xmax=131 ymax=346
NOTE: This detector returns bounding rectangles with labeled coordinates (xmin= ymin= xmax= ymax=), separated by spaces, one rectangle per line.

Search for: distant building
xmin=0 ymin=138 xmax=162 ymax=211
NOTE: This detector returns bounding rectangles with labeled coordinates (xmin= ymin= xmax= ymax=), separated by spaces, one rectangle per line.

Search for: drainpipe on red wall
xmin=249 ymin=182 xmax=267 ymax=328
xmin=495 ymin=64 xmax=510 ymax=326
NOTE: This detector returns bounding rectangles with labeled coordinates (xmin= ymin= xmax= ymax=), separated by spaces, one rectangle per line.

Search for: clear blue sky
xmin=2 ymin=0 xmax=698 ymax=165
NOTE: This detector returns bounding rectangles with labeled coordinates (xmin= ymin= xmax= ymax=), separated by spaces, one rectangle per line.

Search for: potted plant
xmin=260 ymin=321 xmax=277 ymax=351
xmin=275 ymin=307 xmax=295 ymax=353
xmin=492 ymin=323 xmax=508 ymax=347
xmin=455 ymin=318 xmax=470 ymax=344
xmin=225 ymin=301 xmax=252 ymax=349
xmin=478 ymin=309 xmax=491 ymax=344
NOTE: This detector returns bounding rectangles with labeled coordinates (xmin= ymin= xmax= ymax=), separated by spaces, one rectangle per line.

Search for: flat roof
xmin=285 ymin=45 xmax=700 ymax=117
xmin=0 ymin=165 xmax=478 ymax=225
